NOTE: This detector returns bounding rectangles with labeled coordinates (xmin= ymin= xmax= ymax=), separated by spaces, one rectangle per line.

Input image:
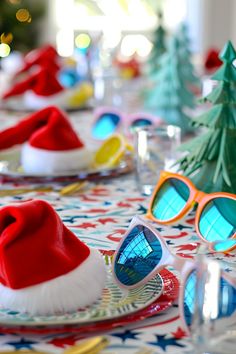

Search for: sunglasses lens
xmin=114 ymin=224 xmax=163 ymax=286
xmin=151 ymin=178 xmax=190 ymax=221
xmin=217 ymin=277 xmax=236 ymax=318
xmin=130 ymin=118 xmax=152 ymax=132
xmin=92 ymin=113 xmax=121 ymax=139
xmin=183 ymin=270 xmax=197 ymax=328
xmin=199 ymin=197 xmax=236 ymax=250
xmin=212 ymin=240 xmax=236 ymax=252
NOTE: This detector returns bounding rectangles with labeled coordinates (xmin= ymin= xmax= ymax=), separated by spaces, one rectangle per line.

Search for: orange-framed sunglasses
xmin=146 ymin=171 xmax=236 ymax=253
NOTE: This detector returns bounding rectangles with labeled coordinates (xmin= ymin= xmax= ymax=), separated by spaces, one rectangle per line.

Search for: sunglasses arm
xmin=165 ymin=252 xmax=194 ymax=275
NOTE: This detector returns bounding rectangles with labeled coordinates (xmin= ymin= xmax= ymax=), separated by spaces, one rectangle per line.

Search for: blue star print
xmin=112 ymin=330 xmax=141 ymax=342
xmin=148 ymin=334 xmax=185 ymax=351
xmin=6 ymin=338 xmax=37 ymax=350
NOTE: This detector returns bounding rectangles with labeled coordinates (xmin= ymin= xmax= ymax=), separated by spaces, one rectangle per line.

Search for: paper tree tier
xmin=178 ymin=40 xmax=236 ymax=193
xmin=145 ymin=36 xmax=198 ymax=134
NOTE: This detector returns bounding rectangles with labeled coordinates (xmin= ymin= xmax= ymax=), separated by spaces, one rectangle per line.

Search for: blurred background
xmin=0 ymin=0 xmax=234 ymax=110
xmin=0 ymin=0 xmax=234 ymax=56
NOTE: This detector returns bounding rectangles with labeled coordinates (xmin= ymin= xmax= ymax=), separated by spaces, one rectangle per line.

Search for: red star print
xmin=97 ymin=218 xmax=117 ymax=224
xmin=165 ymin=232 xmax=188 ymax=239
xmin=126 ymin=198 xmax=146 ymax=202
xmin=117 ymin=201 xmax=132 ymax=208
xmin=171 ymin=327 xmax=187 ymax=339
xmin=175 ymin=243 xmax=199 ymax=252
xmin=47 ymin=335 xmax=80 ymax=348
xmin=76 ymin=222 xmax=97 ymax=229
xmin=107 ymin=229 xmax=126 ymax=242
xmin=91 ymin=188 xmax=109 ymax=196
xmin=87 ymin=208 xmax=108 ymax=213
xmin=93 ymin=187 xmax=108 ymax=192
xmin=80 ymin=195 xmax=99 ymax=202
xmin=186 ymin=217 xmax=195 ymax=225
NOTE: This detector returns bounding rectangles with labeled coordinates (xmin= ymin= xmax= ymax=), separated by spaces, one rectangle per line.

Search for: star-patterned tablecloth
xmin=1 ymin=174 xmax=235 ymax=354
xmin=0 ymin=110 xmax=235 ymax=354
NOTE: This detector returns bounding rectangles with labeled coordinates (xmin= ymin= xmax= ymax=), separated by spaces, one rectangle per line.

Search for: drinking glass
xmin=189 ymin=251 xmax=236 ymax=354
xmin=134 ymin=125 xmax=181 ymax=195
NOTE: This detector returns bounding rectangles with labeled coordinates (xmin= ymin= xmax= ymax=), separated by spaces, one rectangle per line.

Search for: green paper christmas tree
xmin=176 ymin=23 xmax=201 ymax=89
xmin=145 ymin=36 xmax=196 ymax=134
xmin=147 ymin=11 xmax=167 ymax=74
xmin=178 ymin=40 xmax=236 ymax=193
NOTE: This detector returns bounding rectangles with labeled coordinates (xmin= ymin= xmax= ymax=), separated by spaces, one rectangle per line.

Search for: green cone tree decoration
xmin=176 ymin=23 xmax=201 ymax=90
xmin=178 ymin=40 xmax=236 ymax=193
xmin=145 ymin=36 xmax=195 ymax=134
xmin=147 ymin=11 xmax=167 ymax=74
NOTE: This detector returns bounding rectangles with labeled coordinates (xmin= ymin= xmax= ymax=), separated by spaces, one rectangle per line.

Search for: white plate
xmin=0 ymin=149 xmax=133 ymax=182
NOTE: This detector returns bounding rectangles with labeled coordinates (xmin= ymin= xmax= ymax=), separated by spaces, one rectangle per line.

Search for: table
xmin=0 ymin=109 xmax=233 ymax=354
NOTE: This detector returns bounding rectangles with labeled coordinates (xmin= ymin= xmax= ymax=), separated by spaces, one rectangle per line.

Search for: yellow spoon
xmin=60 ymin=181 xmax=88 ymax=196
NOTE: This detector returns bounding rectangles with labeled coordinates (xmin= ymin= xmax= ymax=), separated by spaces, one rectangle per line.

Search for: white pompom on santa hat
xmin=0 ymin=106 xmax=93 ymax=174
xmin=0 ymin=199 xmax=106 ymax=315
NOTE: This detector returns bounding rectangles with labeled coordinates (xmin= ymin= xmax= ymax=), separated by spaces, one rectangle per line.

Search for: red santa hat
xmin=0 ymin=106 xmax=93 ymax=174
xmin=16 ymin=44 xmax=61 ymax=75
xmin=0 ymin=199 xmax=106 ymax=315
xmin=3 ymin=67 xmax=64 ymax=99
xmin=204 ymin=48 xmax=222 ymax=72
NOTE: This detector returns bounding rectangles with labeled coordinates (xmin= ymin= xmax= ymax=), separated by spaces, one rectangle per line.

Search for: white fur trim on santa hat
xmin=21 ymin=142 xmax=93 ymax=175
xmin=23 ymin=90 xmax=70 ymax=110
xmin=0 ymin=248 xmax=106 ymax=316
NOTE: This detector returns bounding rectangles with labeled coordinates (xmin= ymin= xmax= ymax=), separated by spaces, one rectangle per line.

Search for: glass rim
xmin=134 ymin=124 xmax=181 ymax=136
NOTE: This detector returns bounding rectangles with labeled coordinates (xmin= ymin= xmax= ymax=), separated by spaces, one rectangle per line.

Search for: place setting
xmin=0 ymin=197 xmax=179 ymax=338
xmin=0 ymin=106 xmax=134 ymax=185
xmin=0 ymin=2 xmax=236 ymax=354
xmin=0 ymin=45 xmax=94 ymax=113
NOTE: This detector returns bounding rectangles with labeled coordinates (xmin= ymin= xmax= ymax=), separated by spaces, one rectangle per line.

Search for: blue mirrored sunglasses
xmin=112 ymin=216 xmax=236 ymax=333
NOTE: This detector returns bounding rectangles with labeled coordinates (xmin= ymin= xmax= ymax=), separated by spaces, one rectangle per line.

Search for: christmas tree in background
xmin=145 ymin=36 xmax=196 ymax=134
xmin=178 ymin=40 xmax=236 ymax=193
xmin=147 ymin=10 xmax=167 ymax=74
xmin=150 ymin=32 xmax=200 ymax=91
xmin=0 ymin=0 xmax=45 ymax=53
xmin=176 ymin=23 xmax=201 ymax=90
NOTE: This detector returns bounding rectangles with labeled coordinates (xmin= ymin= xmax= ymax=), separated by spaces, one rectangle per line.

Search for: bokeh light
xmin=75 ymin=33 xmax=91 ymax=50
xmin=8 ymin=0 xmax=21 ymax=4
xmin=1 ymin=33 xmax=13 ymax=44
xmin=16 ymin=8 xmax=30 ymax=22
xmin=0 ymin=43 xmax=11 ymax=58
xmin=136 ymin=36 xmax=153 ymax=57
xmin=120 ymin=34 xmax=152 ymax=57
xmin=120 ymin=36 xmax=136 ymax=57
